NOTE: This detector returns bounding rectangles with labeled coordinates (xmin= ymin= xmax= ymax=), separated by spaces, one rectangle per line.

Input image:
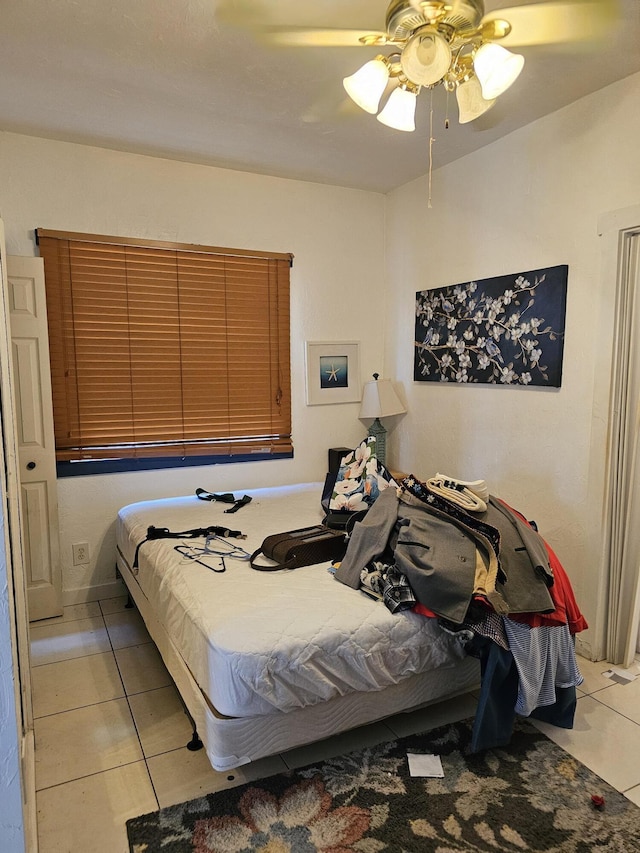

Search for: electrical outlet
xmin=72 ymin=542 xmax=90 ymax=565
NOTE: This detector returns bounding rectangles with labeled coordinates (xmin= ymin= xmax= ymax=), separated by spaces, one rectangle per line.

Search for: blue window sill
xmin=56 ymin=450 xmax=294 ymax=478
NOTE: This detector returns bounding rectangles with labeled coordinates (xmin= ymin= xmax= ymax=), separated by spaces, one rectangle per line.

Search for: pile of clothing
xmin=335 ymin=474 xmax=587 ymax=752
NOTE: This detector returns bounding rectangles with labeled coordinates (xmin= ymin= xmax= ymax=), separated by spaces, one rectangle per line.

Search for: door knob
xmin=26 ymin=461 xmax=36 ymax=470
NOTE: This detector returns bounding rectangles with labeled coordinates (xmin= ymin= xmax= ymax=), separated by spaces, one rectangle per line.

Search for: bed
xmin=115 ymin=482 xmax=481 ymax=771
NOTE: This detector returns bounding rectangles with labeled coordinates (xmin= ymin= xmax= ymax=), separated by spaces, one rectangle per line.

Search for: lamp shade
xmin=343 ymin=57 xmax=390 ymax=114
xmin=359 ymin=378 xmax=406 ymax=420
xmin=401 ymin=28 xmax=452 ymax=87
xmin=376 ymin=86 xmax=417 ymax=132
xmin=473 ymin=43 xmax=525 ymax=100
xmin=456 ymin=75 xmax=496 ymax=124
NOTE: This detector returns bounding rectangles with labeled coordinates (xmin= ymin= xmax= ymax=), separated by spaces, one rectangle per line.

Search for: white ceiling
xmin=1 ymin=0 xmax=639 ymax=193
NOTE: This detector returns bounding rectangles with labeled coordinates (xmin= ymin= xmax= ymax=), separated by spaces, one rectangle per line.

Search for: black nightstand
xmin=328 ymin=447 xmax=351 ymax=475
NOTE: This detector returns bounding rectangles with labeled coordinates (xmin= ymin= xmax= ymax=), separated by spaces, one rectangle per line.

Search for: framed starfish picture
xmin=305 ymin=341 xmax=361 ymax=405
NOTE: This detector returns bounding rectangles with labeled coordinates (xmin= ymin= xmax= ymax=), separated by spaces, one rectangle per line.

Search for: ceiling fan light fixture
xmin=376 ymin=84 xmax=418 ymax=132
xmin=456 ymin=75 xmax=496 ymax=124
xmin=401 ymin=27 xmax=452 ymax=86
xmin=343 ymin=55 xmax=391 ymax=114
xmin=473 ymin=42 xmax=525 ymax=100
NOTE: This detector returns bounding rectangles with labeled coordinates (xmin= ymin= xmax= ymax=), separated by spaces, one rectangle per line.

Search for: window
xmin=36 ymin=230 xmax=293 ymax=475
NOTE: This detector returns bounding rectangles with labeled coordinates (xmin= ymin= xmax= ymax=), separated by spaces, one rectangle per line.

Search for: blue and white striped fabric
xmin=504 ymin=618 xmax=584 ymax=716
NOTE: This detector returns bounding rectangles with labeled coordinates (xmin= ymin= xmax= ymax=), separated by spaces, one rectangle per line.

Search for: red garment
xmin=414 ymin=603 xmax=437 ymax=619
xmin=414 ymin=595 xmax=492 ymax=621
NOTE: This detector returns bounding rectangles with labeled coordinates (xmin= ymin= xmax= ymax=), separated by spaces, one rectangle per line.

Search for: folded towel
xmin=427 ymin=475 xmax=488 ymax=512
xmin=435 ymin=473 xmax=489 ymax=503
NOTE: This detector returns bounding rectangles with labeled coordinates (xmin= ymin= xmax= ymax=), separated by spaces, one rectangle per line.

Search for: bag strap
xmin=322 ymin=509 xmax=368 ymax=532
xmin=249 ymin=547 xmax=295 ymax=572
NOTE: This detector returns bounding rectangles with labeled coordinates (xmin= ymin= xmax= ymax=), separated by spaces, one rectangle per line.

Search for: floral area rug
xmin=127 ymin=719 xmax=640 ymax=852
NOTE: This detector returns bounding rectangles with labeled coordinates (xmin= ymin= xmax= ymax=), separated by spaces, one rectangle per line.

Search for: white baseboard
xmin=62 ymin=578 xmax=127 ymax=606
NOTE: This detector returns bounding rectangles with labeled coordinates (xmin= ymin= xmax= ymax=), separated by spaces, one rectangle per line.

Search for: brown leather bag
xmin=250 ymin=525 xmax=347 ymax=571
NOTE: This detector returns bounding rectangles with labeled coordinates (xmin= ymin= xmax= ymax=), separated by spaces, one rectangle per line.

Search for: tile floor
xmin=31 ymin=596 xmax=640 ymax=852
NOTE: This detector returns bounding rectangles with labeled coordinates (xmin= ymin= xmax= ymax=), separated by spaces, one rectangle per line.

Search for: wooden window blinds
xmin=36 ymin=230 xmax=293 ymax=465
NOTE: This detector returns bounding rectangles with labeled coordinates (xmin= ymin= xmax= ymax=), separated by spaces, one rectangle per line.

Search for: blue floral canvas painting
xmin=414 ymin=265 xmax=568 ymax=387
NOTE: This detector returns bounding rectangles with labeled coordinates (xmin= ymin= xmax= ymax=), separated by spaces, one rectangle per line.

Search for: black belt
xmin=195 ymin=488 xmax=252 ymax=513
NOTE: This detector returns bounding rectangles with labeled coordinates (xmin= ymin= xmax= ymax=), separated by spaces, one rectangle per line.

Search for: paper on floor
xmin=407 ymin=753 xmax=444 ymax=778
xmin=602 ymin=665 xmax=639 ymax=684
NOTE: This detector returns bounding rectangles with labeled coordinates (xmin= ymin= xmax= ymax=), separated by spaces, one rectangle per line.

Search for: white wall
xmin=0 ymin=132 xmax=386 ymax=602
xmin=383 ymin=71 xmax=640 ymax=658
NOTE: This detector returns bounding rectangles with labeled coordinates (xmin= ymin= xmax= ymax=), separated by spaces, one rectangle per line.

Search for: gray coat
xmin=334 ymin=486 xmax=554 ymax=624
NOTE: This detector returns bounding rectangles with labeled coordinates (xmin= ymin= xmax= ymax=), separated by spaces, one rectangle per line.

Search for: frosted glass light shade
xmin=473 ymin=43 xmax=525 ymax=100
xmin=376 ymin=87 xmax=417 ymax=132
xmin=401 ymin=29 xmax=452 ymax=86
xmin=456 ymin=75 xmax=496 ymax=124
xmin=343 ymin=58 xmax=390 ymax=114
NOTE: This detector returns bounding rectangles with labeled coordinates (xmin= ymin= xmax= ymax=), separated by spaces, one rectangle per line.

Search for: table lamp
xmin=358 ymin=374 xmax=406 ymax=466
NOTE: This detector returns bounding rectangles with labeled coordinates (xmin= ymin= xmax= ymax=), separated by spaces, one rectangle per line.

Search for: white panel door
xmin=1 ymin=223 xmax=37 ymax=851
xmin=7 ymin=255 xmax=62 ymax=621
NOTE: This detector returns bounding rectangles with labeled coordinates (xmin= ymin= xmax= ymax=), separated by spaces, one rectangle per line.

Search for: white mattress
xmin=116 ymin=483 xmax=468 ymax=718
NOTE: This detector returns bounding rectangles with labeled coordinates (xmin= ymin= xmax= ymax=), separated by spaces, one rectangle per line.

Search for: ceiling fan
xmin=223 ymin=1 xmax=620 ymax=130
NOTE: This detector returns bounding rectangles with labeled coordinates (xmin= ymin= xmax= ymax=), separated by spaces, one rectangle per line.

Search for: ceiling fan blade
xmin=256 ymin=27 xmax=388 ymax=48
xmin=482 ymin=0 xmax=621 ymax=47
xmin=215 ymin=0 xmax=383 ymax=32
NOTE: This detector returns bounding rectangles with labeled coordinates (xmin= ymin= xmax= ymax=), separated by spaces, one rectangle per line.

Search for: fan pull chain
xmin=428 ymin=89 xmax=435 ymax=209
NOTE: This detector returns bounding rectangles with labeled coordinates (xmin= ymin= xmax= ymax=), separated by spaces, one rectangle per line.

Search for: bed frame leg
xmin=187 ymin=730 xmax=204 ymax=752
xmin=125 ymin=593 xmax=134 ymax=609
xmin=180 ymin=704 xmax=204 ymax=751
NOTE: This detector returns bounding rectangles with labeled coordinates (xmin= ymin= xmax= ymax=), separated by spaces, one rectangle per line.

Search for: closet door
xmin=7 ymin=255 xmax=62 ymax=620
xmin=0 ymin=222 xmax=37 ymax=851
